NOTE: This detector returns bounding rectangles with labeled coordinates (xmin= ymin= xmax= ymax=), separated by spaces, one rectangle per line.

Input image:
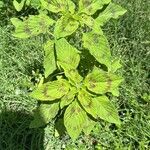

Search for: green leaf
xmin=84 ymin=67 xmax=123 ymax=95
xmin=54 ymin=16 xmax=79 ymax=39
xmin=30 ymin=0 xmax=41 ymax=8
xmin=13 ymin=0 xmax=26 ymax=11
xmin=55 ymin=38 xmax=80 ymax=71
xmin=83 ymin=116 xmax=97 ymax=135
xmin=80 ymin=14 xmax=103 ymax=34
xmin=60 ymin=87 xmax=76 ymax=109
xmin=95 ymin=96 xmax=121 ymax=125
xmin=43 ymin=40 xmax=56 ymax=78
xmin=30 ymin=79 xmax=70 ymax=101
xmin=109 ymin=58 xmax=122 ymax=73
xmin=11 ymin=13 xmax=55 ymax=38
xmin=82 ymin=32 xmax=111 ymax=68
xmin=78 ymin=90 xmax=121 ymax=125
xmin=64 ymin=100 xmax=87 ymax=140
xmin=40 ymin=0 xmax=75 ymax=14
xmin=96 ymin=2 xmax=127 ymax=26
xmin=79 ymin=0 xmax=111 ymax=15
xmin=30 ymin=102 xmax=59 ymax=128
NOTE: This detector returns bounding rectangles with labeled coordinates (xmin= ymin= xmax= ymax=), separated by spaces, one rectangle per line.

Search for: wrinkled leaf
xmin=40 ymin=0 xmax=75 ymax=14
xmin=54 ymin=16 xmax=79 ymax=39
xmin=79 ymin=0 xmax=111 ymax=15
xmin=84 ymin=67 xmax=123 ymax=95
xmin=55 ymin=38 xmax=80 ymax=71
xmin=83 ymin=32 xmax=111 ymax=68
xmin=64 ymin=100 xmax=87 ymax=140
xmin=30 ymin=79 xmax=70 ymax=101
xmin=78 ymin=90 xmax=121 ymax=125
xmin=30 ymin=102 xmax=59 ymax=128
xmin=96 ymin=2 xmax=127 ymax=26
xmin=60 ymin=87 xmax=76 ymax=109
xmin=11 ymin=13 xmax=55 ymax=38
xmin=43 ymin=40 xmax=56 ymax=78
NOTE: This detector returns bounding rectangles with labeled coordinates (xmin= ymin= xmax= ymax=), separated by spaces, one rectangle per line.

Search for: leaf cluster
xmin=11 ymin=0 xmax=127 ymax=140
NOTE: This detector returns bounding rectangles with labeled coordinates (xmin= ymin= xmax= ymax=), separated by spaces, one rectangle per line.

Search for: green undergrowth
xmin=0 ymin=0 xmax=149 ymax=149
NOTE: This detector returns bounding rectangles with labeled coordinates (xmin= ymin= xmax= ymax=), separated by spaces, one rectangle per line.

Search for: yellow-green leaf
xmin=82 ymin=32 xmax=111 ymax=68
xmin=43 ymin=40 xmax=56 ymax=78
xmin=78 ymin=90 xmax=121 ymax=125
xmin=96 ymin=2 xmax=127 ymax=26
xmin=64 ymin=100 xmax=87 ymax=140
xmin=80 ymin=14 xmax=103 ymax=34
xmin=11 ymin=13 xmax=55 ymax=38
xmin=79 ymin=0 xmax=111 ymax=15
xmin=54 ymin=16 xmax=79 ymax=39
xmin=30 ymin=102 xmax=59 ymax=128
xmin=40 ymin=0 xmax=75 ymax=14
xmin=30 ymin=79 xmax=70 ymax=101
xmin=55 ymin=38 xmax=80 ymax=71
xmin=60 ymin=87 xmax=76 ymax=109
xmin=84 ymin=67 xmax=123 ymax=95
xmin=13 ymin=0 xmax=26 ymax=11
xmin=83 ymin=116 xmax=97 ymax=135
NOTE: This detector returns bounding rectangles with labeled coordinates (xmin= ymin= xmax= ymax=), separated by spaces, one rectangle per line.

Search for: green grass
xmin=0 ymin=0 xmax=150 ymax=149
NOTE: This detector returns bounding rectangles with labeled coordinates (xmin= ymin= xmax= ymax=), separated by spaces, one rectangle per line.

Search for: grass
xmin=0 ymin=0 xmax=150 ymax=149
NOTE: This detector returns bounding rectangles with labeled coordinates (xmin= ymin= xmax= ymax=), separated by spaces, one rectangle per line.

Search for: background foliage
xmin=0 ymin=0 xmax=149 ymax=149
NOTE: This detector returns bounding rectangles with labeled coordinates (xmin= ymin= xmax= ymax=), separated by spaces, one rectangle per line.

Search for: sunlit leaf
xmin=64 ymin=100 xmax=87 ymax=140
xmin=80 ymin=14 xmax=103 ymax=34
xmin=13 ymin=0 xmax=26 ymax=11
xmin=43 ymin=40 xmax=56 ymax=78
xmin=11 ymin=13 xmax=55 ymax=38
xmin=79 ymin=0 xmax=111 ymax=15
xmin=109 ymin=58 xmax=122 ymax=73
xmin=60 ymin=87 xmax=76 ymax=109
xmin=40 ymin=0 xmax=75 ymax=14
xmin=96 ymin=2 xmax=127 ymax=26
xmin=83 ymin=116 xmax=97 ymax=135
xmin=55 ymin=38 xmax=80 ymax=71
xmin=30 ymin=79 xmax=70 ymax=101
xmin=84 ymin=67 xmax=123 ymax=95
xmin=54 ymin=16 xmax=79 ymax=39
xmin=78 ymin=90 xmax=121 ymax=125
xmin=30 ymin=102 xmax=59 ymax=128
xmin=82 ymin=31 xmax=111 ymax=68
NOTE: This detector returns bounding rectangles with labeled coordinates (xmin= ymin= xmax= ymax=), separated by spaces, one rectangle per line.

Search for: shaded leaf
xmin=79 ymin=0 xmax=111 ymax=15
xmin=30 ymin=102 xmax=59 ymax=128
xmin=78 ymin=90 xmax=121 ymax=125
xmin=64 ymin=100 xmax=87 ymax=140
xmin=40 ymin=0 xmax=75 ymax=14
xmin=11 ymin=13 xmax=55 ymax=38
xmin=43 ymin=40 xmax=56 ymax=78
xmin=84 ymin=67 xmax=123 ymax=95
xmin=96 ymin=2 xmax=127 ymax=26
xmin=82 ymin=32 xmax=111 ymax=68
xmin=30 ymin=79 xmax=70 ymax=101
xmin=54 ymin=16 xmax=79 ymax=39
